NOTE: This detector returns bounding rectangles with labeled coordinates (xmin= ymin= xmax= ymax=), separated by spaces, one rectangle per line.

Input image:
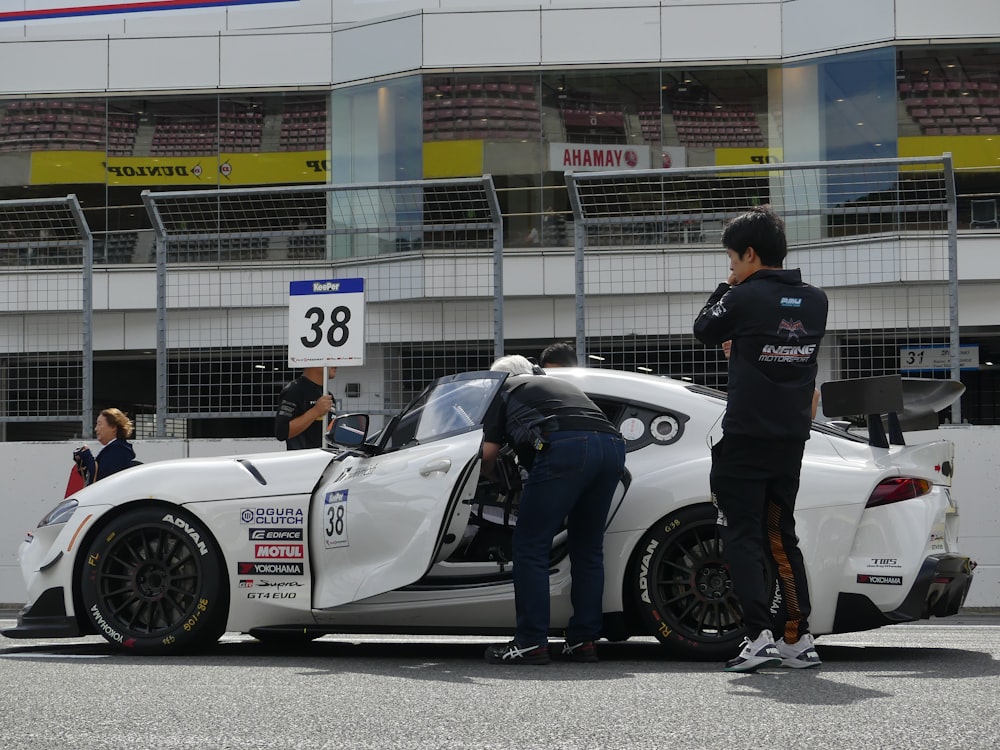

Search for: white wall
xmin=1 ymin=427 xmax=996 ymax=608
xmin=4 ymin=0 xmax=1000 ymax=96
xmin=908 ymin=426 xmax=1000 ymax=609
xmin=0 ymin=437 xmax=283 ymax=605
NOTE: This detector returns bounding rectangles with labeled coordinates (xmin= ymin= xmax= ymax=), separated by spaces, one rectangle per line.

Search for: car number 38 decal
xmin=324 ymin=490 xmax=350 ymax=549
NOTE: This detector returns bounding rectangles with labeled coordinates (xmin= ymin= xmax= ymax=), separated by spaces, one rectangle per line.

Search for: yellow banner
xmin=423 ymin=140 xmax=484 ymax=178
xmin=713 ymin=148 xmax=784 ymax=167
xmin=30 ymin=151 xmax=331 ymax=186
xmin=898 ymin=135 xmax=1000 ymax=170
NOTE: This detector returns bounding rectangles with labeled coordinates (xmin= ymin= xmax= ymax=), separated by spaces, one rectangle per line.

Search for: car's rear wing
xmin=820 ymin=375 xmax=965 ymax=448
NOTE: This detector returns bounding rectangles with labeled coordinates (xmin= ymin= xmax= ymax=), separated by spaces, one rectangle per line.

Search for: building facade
xmin=1 ymin=0 xmax=999 ymax=440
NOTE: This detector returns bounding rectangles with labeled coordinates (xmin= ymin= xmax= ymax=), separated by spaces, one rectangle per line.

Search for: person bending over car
xmin=693 ymin=204 xmax=828 ymax=672
xmin=73 ymin=407 xmax=138 ymax=486
xmin=481 ymin=354 xmax=626 ymax=665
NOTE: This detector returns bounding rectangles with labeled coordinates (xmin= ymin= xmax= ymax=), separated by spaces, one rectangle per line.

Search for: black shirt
xmin=693 ymin=268 xmax=828 ymax=441
xmin=274 ymin=375 xmax=335 ymax=450
xmin=483 ymin=375 xmax=618 ymax=469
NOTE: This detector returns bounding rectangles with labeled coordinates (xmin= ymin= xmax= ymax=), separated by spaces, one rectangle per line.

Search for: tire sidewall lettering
xmin=80 ymin=506 xmax=227 ymax=653
xmin=629 ymin=504 xmax=743 ymax=658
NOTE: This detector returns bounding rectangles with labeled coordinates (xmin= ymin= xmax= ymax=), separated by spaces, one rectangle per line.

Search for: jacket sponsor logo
xmin=250 ymin=528 xmax=304 ymax=541
xmin=857 ymin=574 xmax=902 ymax=585
xmin=780 ymin=297 xmax=802 ymax=308
xmin=240 ymin=508 xmax=304 ymax=525
xmin=759 ymin=343 xmax=816 ymax=363
xmin=777 ymin=319 xmax=808 ymax=340
xmin=254 ymin=543 xmax=304 ymax=559
xmin=162 ymin=513 xmax=209 ymax=556
xmin=238 ymin=562 xmax=304 ymax=576
xmin=239 ymin=579 xmax=254 ymax=588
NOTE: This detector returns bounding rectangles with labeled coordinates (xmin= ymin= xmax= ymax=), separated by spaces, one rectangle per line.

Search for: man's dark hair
xmin=721 ymin=204 xmax=787 ymax=268
xmin=539 ymin=341 xmax=577 ymax=367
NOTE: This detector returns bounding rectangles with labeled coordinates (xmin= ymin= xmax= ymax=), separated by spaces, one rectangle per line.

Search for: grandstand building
xmin=0 ymin=0 xmax=999 ymax=440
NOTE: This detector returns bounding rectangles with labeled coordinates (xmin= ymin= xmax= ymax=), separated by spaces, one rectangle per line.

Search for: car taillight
xmin=866 ymin=477 xmax=932 ymax=508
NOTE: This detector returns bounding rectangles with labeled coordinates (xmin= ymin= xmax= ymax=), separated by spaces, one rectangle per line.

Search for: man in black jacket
xmin=693 ymin=205 xmax=828 ymax=672
xmin=481 ymin=355 xmax=626 ymax=665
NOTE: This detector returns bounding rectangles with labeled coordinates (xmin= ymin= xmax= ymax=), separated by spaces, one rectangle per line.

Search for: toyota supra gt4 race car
xmin=4 ymin=368 xmax=974 ymax=657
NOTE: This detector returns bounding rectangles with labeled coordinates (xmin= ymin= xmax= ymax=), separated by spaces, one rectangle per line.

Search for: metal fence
xmin=0 ymin=195 xmax=92 ymax=437
xmin=0 ymin=157 xmax=966 ymax=439
xmin=566 ymin=155 xmax=961 ymax=421
xmin=142 ymin=178 xmax=504 ymax=436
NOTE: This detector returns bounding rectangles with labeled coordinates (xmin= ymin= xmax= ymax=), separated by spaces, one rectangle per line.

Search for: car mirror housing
xmin=327 ymin=413 xmax=369 ymax=448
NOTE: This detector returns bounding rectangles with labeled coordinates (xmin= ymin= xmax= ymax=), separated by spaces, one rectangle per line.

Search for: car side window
xmin=381 ymin=373 xmax=504 ymax=452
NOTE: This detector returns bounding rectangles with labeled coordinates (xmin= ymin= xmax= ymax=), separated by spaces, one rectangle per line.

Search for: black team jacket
xmin=693 ymin=268 xmax=828 ymax=442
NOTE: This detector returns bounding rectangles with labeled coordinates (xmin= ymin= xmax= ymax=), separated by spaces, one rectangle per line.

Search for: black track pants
xmin=710 ymin=435 xmax=812 ymax=642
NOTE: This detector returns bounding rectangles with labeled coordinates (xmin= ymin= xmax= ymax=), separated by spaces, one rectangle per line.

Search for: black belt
xmin=542 ymin=416 xmax=616 ymax=434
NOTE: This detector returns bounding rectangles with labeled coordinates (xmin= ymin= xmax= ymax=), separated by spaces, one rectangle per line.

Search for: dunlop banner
xmin=30 ymin=151 xmax=331 ymax=186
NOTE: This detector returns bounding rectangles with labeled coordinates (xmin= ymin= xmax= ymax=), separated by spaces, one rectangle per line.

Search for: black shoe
xmin=559 ymin=640 xmax=598 ymax=663
xmin=484 ymin=640 xmax=550 ymax=665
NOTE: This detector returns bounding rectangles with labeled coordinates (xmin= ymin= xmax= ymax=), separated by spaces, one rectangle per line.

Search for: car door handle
xmin=420 ymin=459 xmax=452 ymax=476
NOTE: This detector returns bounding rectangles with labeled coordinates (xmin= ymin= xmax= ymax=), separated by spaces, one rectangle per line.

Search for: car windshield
xmin=381 ymin=372 xmax=505 ymax=450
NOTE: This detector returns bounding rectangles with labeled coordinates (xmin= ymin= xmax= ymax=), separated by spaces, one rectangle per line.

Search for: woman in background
xmin=73 ymin=408 xmax=137 ymax=485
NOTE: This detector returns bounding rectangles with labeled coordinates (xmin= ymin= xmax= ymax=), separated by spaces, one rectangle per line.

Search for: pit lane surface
xmin=1 ymin=613 xmax=997 ymax=750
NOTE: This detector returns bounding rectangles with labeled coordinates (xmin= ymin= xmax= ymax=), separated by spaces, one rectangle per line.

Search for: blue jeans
xmin=511 ymin=430 xmax=626 ymax=646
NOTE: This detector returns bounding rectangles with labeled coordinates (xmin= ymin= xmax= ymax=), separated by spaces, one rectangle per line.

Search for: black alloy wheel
xmin=628 ymin=504 xmax=746 ymax=659
xmin=79 ymin=505 xmax=229 ymax=654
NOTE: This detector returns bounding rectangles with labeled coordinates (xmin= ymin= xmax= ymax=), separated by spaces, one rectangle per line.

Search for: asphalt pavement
xmin=1 ymin=611 xmax=997 ymax=750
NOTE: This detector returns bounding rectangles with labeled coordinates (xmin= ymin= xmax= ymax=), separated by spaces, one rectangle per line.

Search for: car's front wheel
xmin=79 ymin=505 xmax=229 ymax=654
xmin=628 ymin=504 xmax=746 ymax=659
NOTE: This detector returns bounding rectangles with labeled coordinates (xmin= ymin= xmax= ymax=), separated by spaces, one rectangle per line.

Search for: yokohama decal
xmin=857 ymin=574 xmax=902 ymax=585
xmin=237 ymin=562 xmax=304 ymax=576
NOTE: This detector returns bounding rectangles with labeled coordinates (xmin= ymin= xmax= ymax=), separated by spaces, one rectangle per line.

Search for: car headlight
xmin=38 ymin=498 xmax=78 ymax=528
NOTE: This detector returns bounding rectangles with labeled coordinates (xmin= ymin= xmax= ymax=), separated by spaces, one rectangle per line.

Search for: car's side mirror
xmin=327 ymin=414 xmax=369 ymax=447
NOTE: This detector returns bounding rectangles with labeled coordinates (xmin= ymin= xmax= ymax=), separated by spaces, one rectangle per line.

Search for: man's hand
xmin=727 ymin=271 xmax=740 ymax=286
xmin=312 ymin=394 xmax=334 ymax=416
xmin=481 ymin=441 xmax=500 ymax=480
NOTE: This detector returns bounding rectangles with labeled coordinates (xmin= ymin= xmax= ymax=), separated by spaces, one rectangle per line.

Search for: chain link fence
xmin=0 ymin=157 xmax=965 ymax=439
xmin=0 ymin=196 xmax=92 ymax=438
xmin=566 ymin=155 xmax=961 ymax=421
xmin=142 ymin=178 xmax=503 ymax=436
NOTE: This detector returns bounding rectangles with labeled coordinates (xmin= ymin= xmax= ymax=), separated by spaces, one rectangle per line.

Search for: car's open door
xmin=310 ymin=371 xmax=506 ymax=609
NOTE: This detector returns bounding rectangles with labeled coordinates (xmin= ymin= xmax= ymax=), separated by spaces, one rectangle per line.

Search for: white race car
xmin=4 ymin=368 xmax=974 ymax=657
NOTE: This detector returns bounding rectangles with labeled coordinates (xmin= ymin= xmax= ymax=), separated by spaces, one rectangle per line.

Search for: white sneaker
xmin=724 ymin=628 xmax=782 ymax=673
xmin=776 ymin=632 xmax=822 ymax=669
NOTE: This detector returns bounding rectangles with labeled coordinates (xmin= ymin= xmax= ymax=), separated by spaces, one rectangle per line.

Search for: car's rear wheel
xmin=79 ymin=505 xmax=229 ymax=654
xmin=627 ymin=504 xmax=746 ymax=659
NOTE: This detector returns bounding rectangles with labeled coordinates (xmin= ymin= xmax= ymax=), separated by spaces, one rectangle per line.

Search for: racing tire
xmin=627 ymin=504 xmax=748 ymax=660
xmin=79 ymin=505 xmax=229 ymax=654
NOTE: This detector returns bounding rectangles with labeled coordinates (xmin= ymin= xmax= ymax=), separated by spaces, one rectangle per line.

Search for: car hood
xmin=69 ymin=449 xmax=337 ymax=506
